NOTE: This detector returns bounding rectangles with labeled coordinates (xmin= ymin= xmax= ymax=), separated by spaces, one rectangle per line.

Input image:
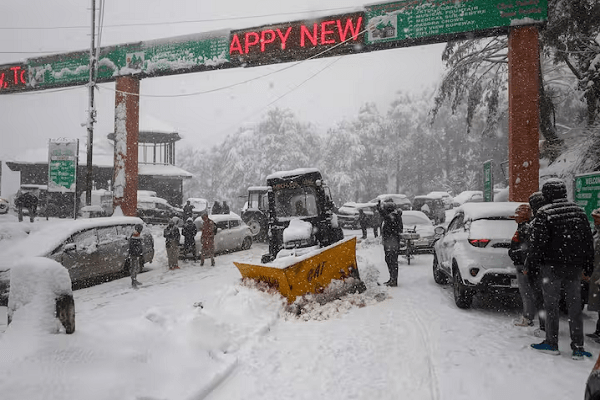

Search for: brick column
xmin=112 ymin=76 xmax=140 ymax=216
xmin=508 ymin=26 xmax=540 ymax=202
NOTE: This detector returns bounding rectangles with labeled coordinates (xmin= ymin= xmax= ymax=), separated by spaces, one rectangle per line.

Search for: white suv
xmin=432 ymin=202 xmax=524 ymax=309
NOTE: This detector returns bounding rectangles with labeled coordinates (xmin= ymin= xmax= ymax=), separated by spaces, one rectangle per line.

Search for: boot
xmin=384 ymin=280 xmax=398 ymax=287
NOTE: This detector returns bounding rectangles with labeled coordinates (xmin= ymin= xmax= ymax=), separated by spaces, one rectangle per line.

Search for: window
xmin=116 ymin=225 xmax=134 ymax=236
xmin=216 ymin=221 xmax=229 ymax=231
xmin=72 ymin=229 xmax=97 ymax=248
xmin=229 ymin=219 xmax=240 ymax=228
xmin=274 ymin=187 xmax=318 ymax=218
xmin=97 ymin=226 xmax=119 ymax=244
xmin=447 ymin=213 xmax=465 ymax=231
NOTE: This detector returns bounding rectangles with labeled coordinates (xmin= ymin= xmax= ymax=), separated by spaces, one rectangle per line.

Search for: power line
xmin=0 ymin=6 xmax=360 ymax=30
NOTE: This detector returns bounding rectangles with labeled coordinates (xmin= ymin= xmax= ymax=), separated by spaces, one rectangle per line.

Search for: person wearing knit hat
xmin=586 ymin=208 xmax=600 ymax=342
xmin=528 ymin=192 xmax=546 ymax=216
xmin=529 ymin=179 xmax=595 ymax=359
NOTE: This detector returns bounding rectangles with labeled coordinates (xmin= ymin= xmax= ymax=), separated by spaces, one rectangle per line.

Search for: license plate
xmin=510 ymin=278 xmax=519 ymax=288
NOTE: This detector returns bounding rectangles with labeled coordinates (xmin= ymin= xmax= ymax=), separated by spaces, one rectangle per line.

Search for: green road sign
xmin=483 ymin=160 xmax=494 ymax=202
xmin=574 ymin=171 xmax=600 ymax=227
xmin=26 ymin=31 xmax=231 ymax=90
xmin=48 ymin=139 xmax=78 ymax=193
xmin=365 ymin=0 xmax=547 ymax=46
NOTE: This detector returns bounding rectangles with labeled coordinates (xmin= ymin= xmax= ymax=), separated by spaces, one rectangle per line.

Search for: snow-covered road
xmin=0 ymin=225 xmax=597 ymax=400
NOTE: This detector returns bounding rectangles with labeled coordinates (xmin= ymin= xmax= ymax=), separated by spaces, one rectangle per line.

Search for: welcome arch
xmin=0 ymin=0 xmax=548 ymax=215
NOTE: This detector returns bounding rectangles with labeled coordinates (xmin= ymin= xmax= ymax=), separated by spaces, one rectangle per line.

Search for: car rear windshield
xmin=402 ymin=214 xmax=430 ymax=226
xmin=469 ymin=219 xmax=517 ymax=240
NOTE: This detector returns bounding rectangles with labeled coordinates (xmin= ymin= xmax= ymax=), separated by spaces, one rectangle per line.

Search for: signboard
xmin=574 ymin=171 xmax=600 ymax=227
xmin=229 ymin=12 xmax=365 ymax=67
xmin=0 ymin=64 xmax=28 ymax=93
xmin=0 ymin=0 xmax=548 ymax=94
xmin=364 ymin=0 xmax=547 ymax=47
xmin=483 ymin=159 xmax=493 ymax=202
xmin=48 ymin=139 xmax=78 ymax=193
xmin=22 ymin=31 xmax=231 ymax=91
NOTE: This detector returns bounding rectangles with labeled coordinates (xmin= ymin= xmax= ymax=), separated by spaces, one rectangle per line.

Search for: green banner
xmin=574 ymin=171 xmax=600 ymax=227
xmin=27 ymin=31 xmax=231 ymax=90
xmin=483 ymin=160 xmax=493 ymax=202
xmin=48 ymin=139 xmax=78 ymax=193
xmin=365 ymin=0 xmax=547 ymax=45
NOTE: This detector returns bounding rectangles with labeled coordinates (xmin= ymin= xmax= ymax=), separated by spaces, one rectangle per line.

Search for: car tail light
xmin=468 ymin=239 xmax=490 ymax=248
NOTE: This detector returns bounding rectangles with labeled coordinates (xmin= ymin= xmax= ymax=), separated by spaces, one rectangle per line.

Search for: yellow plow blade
xmin=234 ymin=237 xmax=361 ymax=304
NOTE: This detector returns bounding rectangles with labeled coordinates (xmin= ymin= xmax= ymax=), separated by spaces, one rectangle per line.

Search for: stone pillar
xmin=112 ymin=76 xmax=140 ymax=216
xmin=508 ymin=26 xmax=540 ymax=202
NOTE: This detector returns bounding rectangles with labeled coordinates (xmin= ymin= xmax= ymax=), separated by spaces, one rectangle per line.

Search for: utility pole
xmin=85 ymin=0 xmax=97 ymax=206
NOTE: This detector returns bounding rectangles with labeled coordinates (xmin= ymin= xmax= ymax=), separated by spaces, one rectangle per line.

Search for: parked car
xmin=412 ymin=195 xmax=446 ymax=225
xmin=427 ymin=191 xmax=454 ymax=209
xmin=370 ymin=194 xmax=412 ymax=211
xmin=0 ymin=216 xmax=154 ymax=306
xmin=137 ymin=196 xmax=183 ymax=225
xmin=400 ymin=210 xmax=437 ymax=253
xmin=191 ymin=212 xmax=253 ymax=256
xmin=431 ymin=202 xmax=524 ymax=309
xmin=452 ymin=190 xmax=483 ymax=207
xmin=335 ymin=202 xmax=377 ymax=229
xmin=0 ymin=197 xmax=9 ymax=214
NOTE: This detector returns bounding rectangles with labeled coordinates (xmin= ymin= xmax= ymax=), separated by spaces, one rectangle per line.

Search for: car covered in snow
xmin=0 ymin=216 xmax=154 ymax=306
xmin=192 ymin=212 xmax=252 ymax=256
xmin=411 ymin=195 xmax=446 ymax=225
xmin=431 ymin=202 xmax=524 ymax=309
xmin=452 ymin=190 xmax=483 ymax=207
xmin=427 ymin=191 xmax=454 ymax=209
xmin=400 ymin=210 xmax=437 ymax=253
xmin=137 ymin=196 xmax=183 ymax=225
xmin=335 ymin=201 xmax=377 ymax=229
xmin=369 ymin=194 xmax=412 ymax=211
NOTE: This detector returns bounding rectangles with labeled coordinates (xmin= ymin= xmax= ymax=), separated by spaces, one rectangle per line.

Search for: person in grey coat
xmin=587 ymin=208 xmax=600 ymax=341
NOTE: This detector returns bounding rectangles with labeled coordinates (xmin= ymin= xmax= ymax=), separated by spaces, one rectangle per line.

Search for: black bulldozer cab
xmin=261 ymin=168 xmax=343 ymax=263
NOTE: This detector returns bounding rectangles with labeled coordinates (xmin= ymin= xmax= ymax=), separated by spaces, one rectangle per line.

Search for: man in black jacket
xmin=529 ymin=179 xmax=594 ymax=359
xmin=128 ymin=224 xmax=144 ymax=288
xmin=378 ymin=201 xmax=403 ymax=287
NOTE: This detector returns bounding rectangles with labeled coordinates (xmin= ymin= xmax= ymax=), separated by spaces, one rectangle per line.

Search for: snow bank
xmin=7 ymin=257 xmax=72 ymax=335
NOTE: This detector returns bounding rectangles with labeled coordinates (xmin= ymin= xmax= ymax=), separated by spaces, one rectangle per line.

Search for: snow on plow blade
xmin=233 ymin=237 xmax=365 ymax=304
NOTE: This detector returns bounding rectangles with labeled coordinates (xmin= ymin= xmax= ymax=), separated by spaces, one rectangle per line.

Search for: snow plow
xmin=233 ymin=168 xmax=366 ymax=303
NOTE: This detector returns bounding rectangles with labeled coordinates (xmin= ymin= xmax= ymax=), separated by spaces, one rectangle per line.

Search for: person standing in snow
xmin=529 ymin=179 xmax=594 ymax=359
xmin=378 ymin=201 xmax=403 ymax=287
xmin=372 ymin=208 xmax=381 ymax=238
xmin=200 ymin=213 xmax=216 ymax=267
xmin=128 ymin=224 xmax=144 ymax=288
xmin=586 ymin=208 xmax=600 ymax=342
xmin=221 ymin=201 xmax=230 ymax=214
xmin=212 ymin=201 xmax=222 ymax=215
xmin=15 ymin=191 xmax=38 ymax=223
xmin=181 ymin=217 xmax=198 ymax=261
xmin=509 ymin=204 xmax=536 ymax=327
xmin=523 ymin=191 xmax=548 ymax=338
xmin=358 ymin=208 xmax=368 ymax=239
xmin=183 ymin=200 xmax=194 ymax=221
xmin=164 ymin=217 xmax=181 ymax=270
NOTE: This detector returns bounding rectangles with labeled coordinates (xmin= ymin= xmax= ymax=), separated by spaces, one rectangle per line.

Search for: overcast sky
xmin=0 ymin=0 xmax=446 ymax=192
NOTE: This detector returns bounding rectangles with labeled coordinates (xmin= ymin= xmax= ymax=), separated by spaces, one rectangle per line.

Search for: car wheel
xmin=242 ymin=236 xmax=252 ymax=250
xmin=453 ymin=265 xmax=473 ymax=309
xmin=432 ymin=253 xmax=448 ymax=285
